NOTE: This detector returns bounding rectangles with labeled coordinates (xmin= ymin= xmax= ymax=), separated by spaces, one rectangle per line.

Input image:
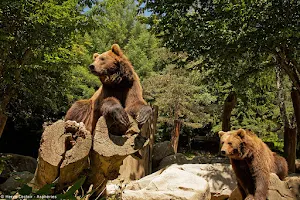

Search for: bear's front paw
xmin=105 ymin=106 xmax=130 ymax=135
xmin=136 ymin=106 xmax=152 ymax=128
xmin=245 ymin=195 xmax=255 ymax=200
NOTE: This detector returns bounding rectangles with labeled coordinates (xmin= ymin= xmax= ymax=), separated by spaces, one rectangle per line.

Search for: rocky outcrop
xmin=172 ymin=164 xmax=236 ymax=200
xmin=285 ymin=174 xmax=300 ymax=199
xmin=229 ymin=173 xmax=296 ymax=200
xmin=122 ymin=164 xmax=211 ymax=200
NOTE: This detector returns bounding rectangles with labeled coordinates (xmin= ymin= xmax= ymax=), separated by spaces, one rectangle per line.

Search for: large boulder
xmin=285 ymin=174 xmax=300 ymax=199
xmin=0 ymin=153 xmax=37 ymax=184
xmin=0 ymin=171 xmax=34 ymax=192
xmin=157 ymin=153 xmax=190 ymax=170
xmin=122 ymin=164 xmax=211 ymax=200
xmin=174 ymin=164 xmax=236 ymax=200
xmin=152 ymin=141 xmax=175 ymax=169
xmin=229 ymin=173 xmax=296 ymax=200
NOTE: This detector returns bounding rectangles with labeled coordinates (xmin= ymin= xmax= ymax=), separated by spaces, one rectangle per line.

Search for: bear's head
xmin=89 ymin=44 xmax=134 ymax=86
xmin=218 ymin=129 xmax=251 ymax=160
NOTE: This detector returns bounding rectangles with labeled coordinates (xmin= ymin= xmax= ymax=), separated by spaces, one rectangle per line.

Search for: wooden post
xmin=149 ymin=105 xmax=158 ymax=174
xmin=118 ymin=105 xmax=158 ymax=180
xmin=171 ymin=119 xmax=181 ymax=153
xmin=222 ymin=91 xmax=237 ymax=131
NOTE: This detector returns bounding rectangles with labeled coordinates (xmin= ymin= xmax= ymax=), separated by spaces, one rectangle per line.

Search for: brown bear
xmin=65 ymin=44 xmax=152 ymax=135
xmin=219 ymin=129 xmax=288 ymax=200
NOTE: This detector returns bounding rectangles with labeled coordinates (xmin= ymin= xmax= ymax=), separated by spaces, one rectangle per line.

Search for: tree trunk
xmin=0 ymin=92 xmax=14 ymax=138
xmin=276 ymin=66 xmax=289 ymax=125
xmin=222 ymin=91 xmax=237 ymax=131
xmin=284 ymin=126 xmax=297 ymax=173
xmin=0 ymin=113 xmax=7 ymax=138
xmin=118 ymin=105 xmax=158 ymax=180
xmin=30 ymin=115 xmax=149 ymax=198
xmin=291 ymin=89 xmax=300 ymax=157
xmin=0 ymin=69 xmax=21 ymax=138
xmin=276 ymin=66 xmax=296 ymax=173
xmin=29 ymin=120 xmax=92 ymax=191
xmin=171 ymin=119 xmax=181 ymax=153
xmin=276 ymin=47 xmax=300 ymax=93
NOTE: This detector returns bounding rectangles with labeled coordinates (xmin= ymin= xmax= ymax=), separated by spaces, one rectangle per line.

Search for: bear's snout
xmin=89 ymin=64 xmax=95 ymax=71
xmin=221 ymin=150 xmax=226 ymax=155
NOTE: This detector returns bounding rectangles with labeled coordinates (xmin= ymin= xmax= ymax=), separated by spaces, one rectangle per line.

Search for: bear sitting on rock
xmin=219 ymin=129 xmax=288 ymax=200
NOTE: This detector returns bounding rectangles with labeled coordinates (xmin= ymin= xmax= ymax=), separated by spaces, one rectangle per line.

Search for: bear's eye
xmin=228 ymin=142 xmax=232 ymax=145
xmin=100 ymin=57 xmax=105 ymax=61
xmin=221 ymin=142 xmax=224 ymax=145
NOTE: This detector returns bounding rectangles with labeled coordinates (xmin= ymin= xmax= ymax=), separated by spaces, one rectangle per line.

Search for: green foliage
xmin=18 ymin=184 xmax=32 ymax=195
xmin=143 ymin=61 xmax=218 ymax=139
xmin=88 ymin=0 xmax=162 ymax=79
xmin=56 ymin=176 xmax=86 ymax=199
xmin=67 ymin=34 xmax=100 ymax=103
xmin=16 ymin=176 xmax=86 ymax=200
xmin=143 ymin=0 xmax=299 ymax=61
xmin=142 ymin=0 xmax=299 ymax=151
xmin=0 ymin=0 xmax=96 ymax=129
xmin=35 ymin=183 xmax=55 ymax=195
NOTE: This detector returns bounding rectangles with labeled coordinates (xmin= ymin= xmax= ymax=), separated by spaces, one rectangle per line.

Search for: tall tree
xmin=0 ymin=0 xmax=95 ymax=137
xmin=143 ymin=0 xmax=300 ymax=152
xmin=89 ymin=0 xmax=160 ymax=79
xmin=143 ymin=63 xmax=217 ymax=140
xmin=143 ymin=0 xmax=299 ymax=94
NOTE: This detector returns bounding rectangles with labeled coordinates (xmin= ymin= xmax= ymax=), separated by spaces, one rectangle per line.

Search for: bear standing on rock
xmin=219 ymin=129 xmax=288 ymax=200
xmin=65 ymin=44 xmax=152 ymax=135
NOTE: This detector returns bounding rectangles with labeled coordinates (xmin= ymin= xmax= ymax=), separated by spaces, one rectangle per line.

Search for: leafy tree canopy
xmin=143 ymin=0 xmax=299 ymax=60
xmin=0 ymin=0 xmax=96 ymax=135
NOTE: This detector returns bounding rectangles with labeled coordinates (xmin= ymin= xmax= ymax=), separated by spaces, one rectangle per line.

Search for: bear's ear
xmin=93 ymin=53 xmax=100 ymax=61
xmin=111 ymin=44 xmax=123 ymax=57
xmin=236 ymin=129 xmax=245 ymax=139
xmin=218 ymin=131 xmax=225 ymax=138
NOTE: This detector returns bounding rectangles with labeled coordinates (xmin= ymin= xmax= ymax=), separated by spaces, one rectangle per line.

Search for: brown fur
xmin=65 ymin=44 xmax=152 ymax=135
xmin=219 ymin=129 xmax=288 ymax=200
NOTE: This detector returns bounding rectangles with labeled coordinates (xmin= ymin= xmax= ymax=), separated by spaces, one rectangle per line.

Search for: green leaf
xmin=18 ymin=184 xmax=32 ymax=195
xmin=35 ymin=183 xmax=55 ymax=195
xmin=56 ymin=176 xmax=86 ymax=200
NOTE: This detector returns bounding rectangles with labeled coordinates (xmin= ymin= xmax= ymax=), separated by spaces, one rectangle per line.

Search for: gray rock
xmin=0 ymin=171 xmax=34 ymax=192
xmin=191 ymin=156 xmax=211 ymax=164
xmin=191 ymin=156 xmax=230 ymax=164
xmin=0 ymin=153 xmax=37 ymax=183
xmin=157 ymin=153 xmax=190 ymax=170
xmin=152 ymin=141 xmax=175 ymax=169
